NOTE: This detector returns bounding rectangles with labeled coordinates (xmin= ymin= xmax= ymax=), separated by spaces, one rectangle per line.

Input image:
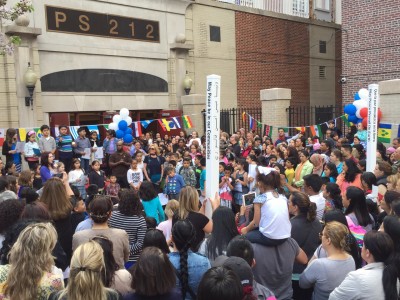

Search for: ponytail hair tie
xmin=79 ymin=267 xmax=86 ymax=272
xmin=257 ymin=166 xmax=277 ymax=176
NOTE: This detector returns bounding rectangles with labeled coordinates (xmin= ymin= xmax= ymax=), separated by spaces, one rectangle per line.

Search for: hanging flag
xmin=341 ymin=115 xmax=350 ymax=127
xmin=17 ymin=128 xmax=27 ymax=142
xmin=378 ymin=123 xmax=392 ymax=143
xmin=242 ymin=112 xmax=246 ymax=122
xmin=69 ymin=126 xmax=80 ymax=140
xmin=33 ymin=128 xmax=43 ymax=142
xmin=132 ymin=122 xmax=143 ymax=137
xmin=310 ymin=125 xmax=322 ymax=137
xmin=182 ymin=115 xmax=193 ymax=129
xmin=283 ymin=127 xmax=289 ymax=137
xmin=158 ymin=119 xmax=167 ymax=131
xmin=103 ymin=124 xmax=109 ymax=131
xmin=141 ymin=120 xmax=152 ymax=129
xmin=161 ymin=119 xmax=171 ymax=131
xmin=257 ymin=121 xmax=262 ymax=129
xmin=172 ymin=117 xmax=182 ymax=129
xmin=264 ymin=125 xmax=273 ymax=137
xmin=295 ymin=126 xmax=306 ymax=133
xmin=87 ymin=125 xmax=100 ymax=139
xmin=249 ymin=116 xmax=256 ymax=131
xmin=0 ymin=128 xmax=5 ymax=147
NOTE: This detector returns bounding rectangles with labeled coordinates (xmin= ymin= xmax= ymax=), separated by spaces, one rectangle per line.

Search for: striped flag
xmin=249 ymin=117 xmax=256 ymax=131
xmin=172 ymin=117 xmax=182 ymax=129
xmin=161 ymin=119 xmax=171 ymax=131
xmin=158 ymin=119 xmax=167 ymax=131
xmin=378 ymin=123 xmax=392 ymax=143
xmin=310 ymin=124 xmax=322 ymax=137
xmin=0 ymin=128 xmax=4 ymax=147
xmin=140 ymin=120 xmax=152 ymax=129
xmin=132 ymin=122 xmax=142 ymax=137
xmin=69 ymin=126 xmax=80 ymax=140
xmin=242 ymin=112 xmax=246 ymax=122
xmin=264 ymin=125 xmax=273 ymax=137
xmin=182 ymin=115 xmax=193 ymax=129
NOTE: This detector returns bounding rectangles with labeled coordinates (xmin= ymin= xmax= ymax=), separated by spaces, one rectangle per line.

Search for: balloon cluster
xmin=108 ymin=108 xmax=133 ymax=143
xmin=343 ymin=88 xmax=382 ymax=127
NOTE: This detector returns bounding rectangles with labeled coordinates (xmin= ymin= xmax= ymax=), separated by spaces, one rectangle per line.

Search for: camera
xmin=339 ymin=77 xmax=347 ymax=84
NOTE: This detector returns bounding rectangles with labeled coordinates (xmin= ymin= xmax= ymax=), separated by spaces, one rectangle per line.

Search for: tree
xmin=0 ymin=0 xmax=34 ymax=55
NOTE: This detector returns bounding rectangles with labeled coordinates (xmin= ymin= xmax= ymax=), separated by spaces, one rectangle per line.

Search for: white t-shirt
xmin=309 ymin=193 xmax=326 ymax=220
xmin=254 ymin=191 xmax=291 ymax=239
xmin=127 ymin=169 xmax=143 ymax=187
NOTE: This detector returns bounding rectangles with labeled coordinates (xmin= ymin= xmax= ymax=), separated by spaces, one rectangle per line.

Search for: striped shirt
xmin=56 ymin=134 xmax=73 ymax=152
xmin=108 ymin=211 xmax=147 ymax=262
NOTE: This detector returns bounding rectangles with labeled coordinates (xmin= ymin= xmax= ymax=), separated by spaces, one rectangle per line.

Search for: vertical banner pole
xmin=205 ymin=74 xmax=221 ymax=219
xmin=366 ymin=84 xmax=379 ymax=172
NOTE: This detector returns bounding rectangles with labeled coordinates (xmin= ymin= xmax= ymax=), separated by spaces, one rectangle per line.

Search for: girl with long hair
xmin=49 ymin=241 xmax=120 ymax=300
xmin=139 ymin=181 xmax=165 ymax=224
xmin=322 ymin=162 xmax=339 ymax=183
xmin=169 ymin=220 xmax=211 ymax=300
xmin=323 ymin=182 xmax=343 ymax=212
xmin=24 ymin=130 xmax=40 ymax=169
xmin=300 ymin=221 xmax=355 ymax=299
xmin=198 ymin=207 xmax=239 ymax=262
xmin=329 ymin=149 xmax=343 ymax=174
xmin=1 ymin=128 xmax=22 ymax=173
xmin=336 ymin=159 xmax=363 ymax=195
xmin=68 ymin=158 xmax=87 ymax=200
xmin=0 ymin=223 xmax=64 ymax=300
xmin=330 ymin=231 xmax=398 ymax=300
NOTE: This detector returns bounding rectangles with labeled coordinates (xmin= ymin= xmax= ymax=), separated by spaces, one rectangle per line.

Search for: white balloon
xmin=125 ymin=116 xmax=132 ymax=126
xmin=120 ymin=108 xmax=129 ymax=118
xmin=358 ymin=88 xmax=369 ymax=100
xmin=353 ymin=99 xmax=368 ymax=110
xmin=355 ymin=108 xmax=362 ymax=119
xmin=109 ymin=122 xmax=118 ymax=130
xmin=113 ymin=114 xmax=122 ymax=124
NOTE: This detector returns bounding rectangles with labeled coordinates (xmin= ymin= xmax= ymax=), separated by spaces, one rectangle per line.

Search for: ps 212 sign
xmin=45 ymin=6 xmax=160 ymax=43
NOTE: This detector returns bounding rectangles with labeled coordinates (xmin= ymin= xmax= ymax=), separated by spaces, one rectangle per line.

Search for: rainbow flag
xmin=182 ymin=115 xmax=193 ymax=129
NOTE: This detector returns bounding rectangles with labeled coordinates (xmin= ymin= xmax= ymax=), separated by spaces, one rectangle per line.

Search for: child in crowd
xmin=87 ymin=160 xmax=106 ymax=194
xmin=178 ymin=157 xmax=196 ymax=187
xmin=105 ymin=175 xmax=120 ymax=204
xmin=156 ymin=199 xmax=179 ymax=241
xmin=164 ymin=166 xmax=185 ymax=200
xmin=68 ymin=158 xmax=87 ymax=200
xmin=17 ymin=170 xmax=32 ymax=197
xmin=219 ymin=165 xmax=234 ymax=208
xmin=219 ymin=162 xmax=226 ymax=180
xmin=24 ymin=131 xmax=40 ymax=169
xmin=56 ymin=162 xmax=65 ymax=174
xmin=284 ymin=157 xmax=296 ymax=186
xmin=233 ymin=158 xmax=249 ymax=213
xmin=70 ymin=195 xmax=87 ymax=232
xmin=134 ymin=152 xmax=144 ymax=171
xmin=127 ymin=159 xmax=143 ymax=191
xmin=199 ymin=157 xmax=207 ymax=198
xmin=247 ymin=154 xmax=258 ymax=192
xmin=140 ymin=181 xmax=165 ymax=224
xmin=85 ymin=184 xmax=99 ymax=207
xmin=32 ymin=163 xmax=42 ymax=190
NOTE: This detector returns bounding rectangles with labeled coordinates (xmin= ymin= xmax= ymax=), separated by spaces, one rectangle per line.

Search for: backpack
xmin=346 ymin=215 xmax=367 ymax=249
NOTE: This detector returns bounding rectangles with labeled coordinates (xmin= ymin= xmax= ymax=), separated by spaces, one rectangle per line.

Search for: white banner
xmin=366 ymin=84 xmax=379 ymax=172
xmin=205 ymin=75 xmax=221 ymax=218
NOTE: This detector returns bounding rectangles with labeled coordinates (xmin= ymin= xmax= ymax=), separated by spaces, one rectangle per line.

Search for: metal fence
xmin=202 ymin=107 xmax=263 ymax=136
xmin=286 ymin=105 xmax=349 ymax=136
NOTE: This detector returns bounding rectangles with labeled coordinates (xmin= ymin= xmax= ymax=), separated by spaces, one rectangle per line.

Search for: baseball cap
xmin=222 ymin=256 xmax=253 ymax=286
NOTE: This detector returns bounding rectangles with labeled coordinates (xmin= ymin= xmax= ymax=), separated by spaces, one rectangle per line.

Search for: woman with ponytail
xmin=288 ymin=192 xmax=322 ymax=299
xmin=169 ymin=220 xmax=211 ymax=299
xmin=323 ymin=183 xmax=344 ymax=212
xmin=330 ymin=231 xmax=397 ymax=300
xmin=49 ymin=241 xmax=120 ymax=300
xmin=241 ymin=166 xmax=291 ymax=246
xmin=300 ymin=221 xmax=355 ymax=299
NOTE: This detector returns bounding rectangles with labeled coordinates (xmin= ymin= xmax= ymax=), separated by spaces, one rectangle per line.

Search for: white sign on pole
xmin=366 ymin=84 xmax=379 ymax=173
xmin=205 ymin=75 xmax=221 ymax=218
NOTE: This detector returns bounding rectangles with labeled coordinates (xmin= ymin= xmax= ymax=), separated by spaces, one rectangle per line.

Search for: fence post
xmin=260 ymin=88 xmax=292 ymax=135
xmin=181 ymin=94 xmax=206 ymax=135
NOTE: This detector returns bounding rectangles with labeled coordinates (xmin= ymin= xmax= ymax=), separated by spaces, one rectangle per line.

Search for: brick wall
xmin=235 ymin=12 xmax=310 ymax=108
xmin=342 ymin=0 xmax=400 ymax=105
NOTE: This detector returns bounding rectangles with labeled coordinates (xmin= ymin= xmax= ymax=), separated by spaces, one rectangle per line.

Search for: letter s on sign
xmin=79 ymin=15 xmax=90 ymax=32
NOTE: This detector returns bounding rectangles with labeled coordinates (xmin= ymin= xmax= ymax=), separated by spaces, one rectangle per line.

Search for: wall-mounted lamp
xmin=23 ymin=62 xmax=38 ymax=109
xmin=183 ymin=71 xmax=193 ymax=95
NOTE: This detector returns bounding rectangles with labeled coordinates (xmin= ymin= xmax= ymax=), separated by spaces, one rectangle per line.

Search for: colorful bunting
xmin=132 ymin=122 xmax=142 ymax=137
xmin=182 ymin=115 xmax=193 ymax=129
xmin=264 ymin=125 xmax=273 ymax=137
xmin=69 ymin=126 xmax=80 ymax=140
xmin=249 ymin=117 xmax=256 ymax=131
xmin=161 ymin=119 xmax=171 ymax=131
xmin=0 ymin=128 xmax=4 ymax=147
xmin=341 ymin=115 xmax=350 ymax=127
xmin=141 ymin=120 xmax=152 ymax=129
xmin=378 ymin=123 xmax=392 ymax=143
xmin=172 ymin=117 xmax=182 ymax=129
xmin=310 ymin=125 xmax=322 ymax=137
xmin=158 ymin=119 xmax=167 ymax=131
xmin=242 ymin=112 xmax=246 ymax=122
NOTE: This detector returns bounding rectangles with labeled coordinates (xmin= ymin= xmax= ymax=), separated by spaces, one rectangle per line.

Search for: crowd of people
xmin=0 ymin=121 xmax=399 ymax=300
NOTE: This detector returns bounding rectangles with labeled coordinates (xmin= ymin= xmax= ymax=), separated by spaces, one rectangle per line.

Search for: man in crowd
xmin=229 ymin=134 xmax=242 ymax=157
xmin=109 ymin=140 xmax=132 ymax=188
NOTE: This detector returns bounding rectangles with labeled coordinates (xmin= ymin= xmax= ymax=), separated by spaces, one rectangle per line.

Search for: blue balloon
xmin=344 ymin=104 xmax=357 ymax=115
xmin=123 ymin=134 xmax=133 ymax=144
xmin=118 ymin=120 xmax=128 ymax=131
xmin=348 ymin=115 xmax=358 ymax=123
xmin=125 ymin=127 xmax=132 ymax=135
xmin=116 ymin=130 xmax=124 ymax=139
xmin=354 ymin=92 xmax=361 ymax=101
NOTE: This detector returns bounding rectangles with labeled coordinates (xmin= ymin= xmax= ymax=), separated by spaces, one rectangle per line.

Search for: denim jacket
xmin=169 ymin=250 xmax=211 ymax=300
